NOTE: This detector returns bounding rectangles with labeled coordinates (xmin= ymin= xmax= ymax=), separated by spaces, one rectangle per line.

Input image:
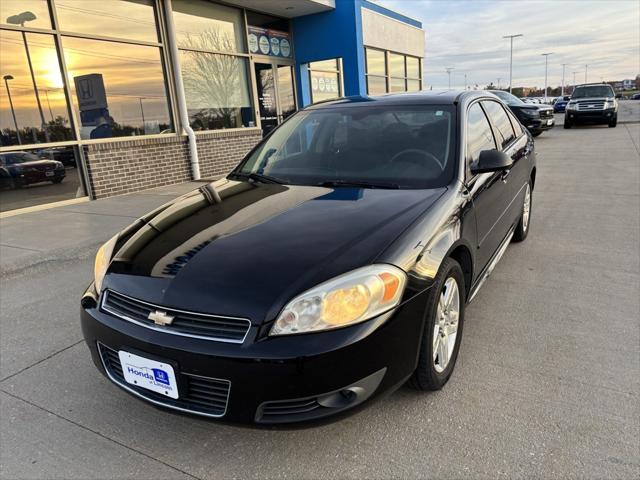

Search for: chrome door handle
xmin=501 ymin=169 xmax=511 ymax=182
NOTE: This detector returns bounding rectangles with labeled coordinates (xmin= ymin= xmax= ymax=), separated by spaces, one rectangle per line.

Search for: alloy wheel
xmin=522 ymin=184 xmax=531 ymax=232
xmin=433 ymin=277 xmax=460 ymax=373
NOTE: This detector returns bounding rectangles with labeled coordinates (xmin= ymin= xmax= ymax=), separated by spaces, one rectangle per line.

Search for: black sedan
xmin=0 ymin=151 xmax=65 ymax=188
xmin=489 ymin=90 xmax=555 ymax=136
xmin=81 ymin=91 xmax=536 ymax=424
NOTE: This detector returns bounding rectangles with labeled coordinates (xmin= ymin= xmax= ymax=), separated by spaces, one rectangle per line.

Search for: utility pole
xmin=445 ymin=67 xmax=454 ymax=89
xmin=3 ymin=75 xmax=21 ymax=144
xmin=585 ymin=64 xmax=589 ymax=83
xmin=561 ymin=63 xmax=567 ymax=96
xmin=503 ymin=33 xmax=523 ymax=93
xmin=541 ymin=53 xmax=553 ymax=102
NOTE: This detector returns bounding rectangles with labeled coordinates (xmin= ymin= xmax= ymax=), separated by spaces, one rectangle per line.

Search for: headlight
xmin=270 ymin=264 xmax=407 ymax=336
xmin=603 ymin=100 xmax=616 ymax=109
xmin=522 ymin=109 xmax=539 ymax=118
xmin=94 ymin=235 xmax=118 ymax=294
xmin=567 ymin=102 xmax=579 ymax=110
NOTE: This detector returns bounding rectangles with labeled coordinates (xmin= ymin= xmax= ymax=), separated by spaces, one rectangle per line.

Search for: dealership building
xmin=0 ymin=0 xmax=424 ymax=213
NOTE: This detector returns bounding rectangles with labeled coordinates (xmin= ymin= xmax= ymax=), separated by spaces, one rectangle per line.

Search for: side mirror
xmin=471 ymin=150 xmax=512 ymax=174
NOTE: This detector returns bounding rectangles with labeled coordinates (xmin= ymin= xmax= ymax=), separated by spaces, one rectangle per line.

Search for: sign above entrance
xmin=248 ymin=26 xmax=292 ymax=58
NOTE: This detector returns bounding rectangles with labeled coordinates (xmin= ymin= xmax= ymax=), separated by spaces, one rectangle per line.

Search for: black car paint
xmin=0 ymin=152 xmax=65 ymax=188
xmin=81 ymin=91 xmax=536 ymax=424
xmin=488 ymin=91 xmax=554 ymax=135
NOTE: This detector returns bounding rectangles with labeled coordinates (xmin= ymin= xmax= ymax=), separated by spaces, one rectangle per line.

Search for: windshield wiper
xmin=316 ymin=180 xmax=400 ymax=189
xmin=228 ymin=172 xmax=286 ymax=184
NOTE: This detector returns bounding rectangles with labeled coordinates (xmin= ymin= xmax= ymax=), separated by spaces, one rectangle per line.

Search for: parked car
xmin=36 ymin=147 xmax=76 ymax=168
xmin=0 ymin=151 xmax=65 ymax=188
xmin=81 ymin=91 xmax=536 ymax=425
xmin=553 ymin=96 xmax=571 ymax=113
xmin=489 ymin=90 xmax=554 ymax=136
xmin=631 ymin=93 xmax=640 ymax=100
xmin=565 ymin=83 xmax=618 ymax=128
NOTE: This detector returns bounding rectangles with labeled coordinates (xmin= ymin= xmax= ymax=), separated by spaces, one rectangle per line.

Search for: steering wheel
xmin=389 ymin=149 xmax=445 ymax=171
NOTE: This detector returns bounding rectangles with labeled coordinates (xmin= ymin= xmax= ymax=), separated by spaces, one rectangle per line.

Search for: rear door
xmin=465 ymin=101 xmax=512 ymax=271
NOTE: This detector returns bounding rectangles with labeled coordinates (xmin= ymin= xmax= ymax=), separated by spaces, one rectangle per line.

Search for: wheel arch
xmin=446 ymin=243 xmax=474 ymax=301
xmin=530 ymin=167 xmax=537 ymax=190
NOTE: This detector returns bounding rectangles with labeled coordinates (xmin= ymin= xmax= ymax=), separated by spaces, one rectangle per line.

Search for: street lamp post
xmin=541 ymin=53 xmax=554 ymax=102
xmin=6 ymin=11 xmax=50 ymax=142
xmin=585 ymin=64 xmax=589 ymax=83
xmin=503 ymin=33 xmax=523 ymax=93
xmin=445 ymin=67 xmax=454 ymax=89
xmin=561 ymin=63 xmax=567 ymax=96
xmin=3 ymin=75 xmax=22 ymax=145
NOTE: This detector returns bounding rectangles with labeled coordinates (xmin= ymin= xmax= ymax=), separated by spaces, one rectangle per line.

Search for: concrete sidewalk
xmin=0 ymin=181 xmax=205 ymax=277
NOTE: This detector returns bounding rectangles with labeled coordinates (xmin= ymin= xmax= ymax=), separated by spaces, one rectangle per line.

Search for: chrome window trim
xmin=100 ymin=289 xmax=252 ymax=344
xmin=97 ymin=342 xmax=230 ymax=418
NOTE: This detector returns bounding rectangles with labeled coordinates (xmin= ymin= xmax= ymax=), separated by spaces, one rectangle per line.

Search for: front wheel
xmin=608 ymin=117 xmax=617 ymax=128
xmin=532 ymin=131 xmax=542 ymax=137
xmin=564 ymin=120 xmax=572 ymax=129
xmin=408 ymin=258 xmax=465 ymax=391
xmin=513 ymin=181 xmax=532 ymax=242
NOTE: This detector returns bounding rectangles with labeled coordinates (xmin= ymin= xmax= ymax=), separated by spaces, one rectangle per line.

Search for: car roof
xmin=305 ymin=90 xmax=492 ymax=110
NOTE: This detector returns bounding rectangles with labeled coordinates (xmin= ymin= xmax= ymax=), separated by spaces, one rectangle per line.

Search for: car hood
xmin=104 ymin=180 xmax=445 ymax=323
xmin=11 ymin=159 xmax=59 ymax=169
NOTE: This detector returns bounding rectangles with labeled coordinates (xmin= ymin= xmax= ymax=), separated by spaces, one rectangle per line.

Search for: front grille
xmin=101 ymin=290 xmax=251 ymax=343
xmin=576 ymin=101 xmax=605 ymax=111
xmin=538 ymin=109 xmax=554 ymax=119
xmin=98 ymin=343 xmax=230 ymax=417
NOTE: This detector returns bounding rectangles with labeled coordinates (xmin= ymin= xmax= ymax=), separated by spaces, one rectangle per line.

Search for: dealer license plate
xmin=45 ymin=171 xmax=54 ymax=177
xmin=118 ymin=351 xmax=179 ymax=399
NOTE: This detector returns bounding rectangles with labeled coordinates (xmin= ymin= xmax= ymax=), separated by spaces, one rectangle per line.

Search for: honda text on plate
xmin=81 ymin=91 xmax=536 ymax=425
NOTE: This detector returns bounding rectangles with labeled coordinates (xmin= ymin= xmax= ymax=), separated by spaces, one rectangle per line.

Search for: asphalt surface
xmin=1 ymin=124 xmax=639 ymax=479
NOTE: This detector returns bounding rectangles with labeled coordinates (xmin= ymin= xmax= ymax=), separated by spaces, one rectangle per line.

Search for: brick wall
xmin=83 ymin=128 xmax=262 ymax=199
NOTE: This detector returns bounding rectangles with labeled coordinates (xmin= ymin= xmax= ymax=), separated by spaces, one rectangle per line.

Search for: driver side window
xmin=466 ymin=103 xmax=496 ymax=170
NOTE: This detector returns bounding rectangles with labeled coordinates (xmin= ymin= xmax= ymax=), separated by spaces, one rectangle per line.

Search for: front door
xmin=254 ymin=62 xmax=297 ymax=136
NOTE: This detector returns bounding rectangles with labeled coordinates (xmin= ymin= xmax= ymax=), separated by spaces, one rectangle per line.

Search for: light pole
xmin=585 ymin=64 xmax=589 ymax=83
xmin=3 ymin=74 xmax=22 ymax=144
xmin=6 ymin=11 xmax=50 ymax=142
xmin=561 ymin=63 xmax=567 ymax=96
xmin=497 ymin=78 xmax=502 ymax=89
xmin=445 ymin=67 xmax=454 ymax=89
xmin=503 ymin=33 xmax=523 ymax=93
xmin=541 ymin=52 xmax=553 ymax=102
xmin=139 ymin=97 xmax=146 ymax=134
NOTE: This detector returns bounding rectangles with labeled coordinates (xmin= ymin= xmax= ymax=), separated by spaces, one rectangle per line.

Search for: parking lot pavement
xmin=1 ymin=125 xmax=639 ymax=479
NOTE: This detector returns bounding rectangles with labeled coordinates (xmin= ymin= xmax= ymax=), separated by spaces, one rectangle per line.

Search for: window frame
xmin=464 ymin=100 xmax=498 ymax=179
xmin=364 ymin=47 xmax=422 ymax=95
xmin=307 ymin=57 xmax=344 ymax=104
xmin=480 ymin=100 xmax=517 ymax=150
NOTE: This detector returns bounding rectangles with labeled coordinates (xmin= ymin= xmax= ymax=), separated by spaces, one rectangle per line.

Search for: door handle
xmin=501 ymin=169 xmax=511 ymax=182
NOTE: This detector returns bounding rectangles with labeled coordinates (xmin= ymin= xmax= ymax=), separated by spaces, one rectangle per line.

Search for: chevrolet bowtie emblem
xmin=148 ymin=310 xmax=175 ymax=326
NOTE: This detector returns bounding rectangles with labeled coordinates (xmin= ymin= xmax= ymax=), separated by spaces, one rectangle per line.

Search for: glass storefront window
xmin=367 ymin=76 xmax=386 ymax=95
xmin=389 ymin=77 xmax=406 ymax=93
xmin=389 ymin=53 xmax=405 ymax=78
xmin=55 ymin=0 xmax=159 ymax=43
xmin=309 ymin=59 xmax=342 ymax=104
xmin=1 ymin=0 xmax=52 ymax=30
xmin=407 ymin=56 xmax=420 ymax=79
xmin=0 ymin=145 xmax=85 ymax=212
xmin=172 ymin=0 xmax=246 ymax=53
xmin=366 ymin=48 xmax=385 ymax=76
xmin=63 ymin=37 xmax=172 ymax=139
xmin=1 ymin=30 xmax=73 ymax=146
xmin=407 ymin=79 xmax=421 ymax=92
xmin=180 ymin=51 xmax=253 ymax=130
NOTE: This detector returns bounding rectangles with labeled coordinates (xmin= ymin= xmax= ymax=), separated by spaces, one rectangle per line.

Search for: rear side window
xmin=506 ymin=109 xmax=523 ymax=136
xmin=466 ymin=103 xmax=496 ymax=168
xmin=482 ymin=100 xmax=516 ymax=148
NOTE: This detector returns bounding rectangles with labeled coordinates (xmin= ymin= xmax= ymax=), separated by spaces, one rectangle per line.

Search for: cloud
xmin=376 ymin=0 xmax=640 ymax=88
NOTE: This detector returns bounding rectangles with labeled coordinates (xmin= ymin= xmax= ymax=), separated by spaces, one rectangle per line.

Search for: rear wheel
xmin=513 ymin=181 xmax=532 ymax=242
xmin=409 ymin=258 xmax=465 ymax=391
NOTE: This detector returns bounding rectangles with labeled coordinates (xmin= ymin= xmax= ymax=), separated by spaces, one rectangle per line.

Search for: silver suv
xmin=565 ymin=83 xmax=618 ymax=128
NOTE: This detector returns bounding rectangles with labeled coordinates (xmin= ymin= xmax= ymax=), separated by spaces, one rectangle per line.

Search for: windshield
xmin=491 ymin=91 xmax=524 ymax=106
xmin=235 ymin=105 xmax=457 ymax=189
xmin=572 ymin=86 xmax=614 ymax=99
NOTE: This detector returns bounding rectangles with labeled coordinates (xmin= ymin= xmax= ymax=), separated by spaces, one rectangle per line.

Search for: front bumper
xmin=565 ymin=108 xmax=617 ymax=124
xmin=81 ymin=288 xmax=428 ymax=425
xmin=524 ymin=116 xmax=555 ymax=134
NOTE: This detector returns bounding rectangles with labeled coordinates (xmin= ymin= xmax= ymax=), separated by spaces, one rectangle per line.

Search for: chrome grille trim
xmin=576 ymin=101 xmax=605 ymax=111
xmin=98 ymin=342 xmax=230 ymax=418
xmin=100 ymin=290 xmax=251 ymax=344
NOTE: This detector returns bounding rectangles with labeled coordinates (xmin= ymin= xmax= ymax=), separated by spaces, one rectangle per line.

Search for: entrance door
xmin=254 ymin=62 xmax=297 ymax=136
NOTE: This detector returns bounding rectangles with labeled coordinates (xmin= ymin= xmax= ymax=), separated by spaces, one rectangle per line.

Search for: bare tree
xmin=181 ymin=29 xmax=247 ymax=129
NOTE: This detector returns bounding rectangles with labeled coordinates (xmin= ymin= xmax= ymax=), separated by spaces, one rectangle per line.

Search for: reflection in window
xmin=181 ymin=51 xmax=253 ymax=130
xmin=55 ymin=0 xmax=158 ymax=43
xmin=366 ymin=48 xmax=385 ymax=76
xmin=172 ymin=0 xmax=245 ymax=53
xmin=63 ymin=37 xmax=172 ymax=139
xmin=365 ymin=48 xmax=422 ymax=95
xmin=0 ymin=0 xmax=52 ymax=29
xmin=367 ymin=76 xmax=386 ymax=95
xmin=0 ymin=30 xmax=72 ymax=146
xmin=0 ymin=145 xmax=84 ymax=213
xmin=309 ymin=59 xmax=342 ymax=104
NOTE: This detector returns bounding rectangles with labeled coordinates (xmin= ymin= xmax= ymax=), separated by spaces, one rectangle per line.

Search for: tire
xmin=52 ymin=178 xmax=63 ymax=184
xmin=564 ymin=121 xmax=572 ymax=129
xmin=532 ymin=131 xmax=542 ymax=137
xmin=608 ymin=117 xmax=617 ymax=128
xmin=408 ymin=258 xmax=465 ymax=391
xmin=512 ymin=181 xmax=532 ymax=242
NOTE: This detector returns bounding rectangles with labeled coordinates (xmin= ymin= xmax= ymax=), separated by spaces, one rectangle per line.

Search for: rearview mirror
xmin=471 ymin=150 xmax=512 ymax=174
